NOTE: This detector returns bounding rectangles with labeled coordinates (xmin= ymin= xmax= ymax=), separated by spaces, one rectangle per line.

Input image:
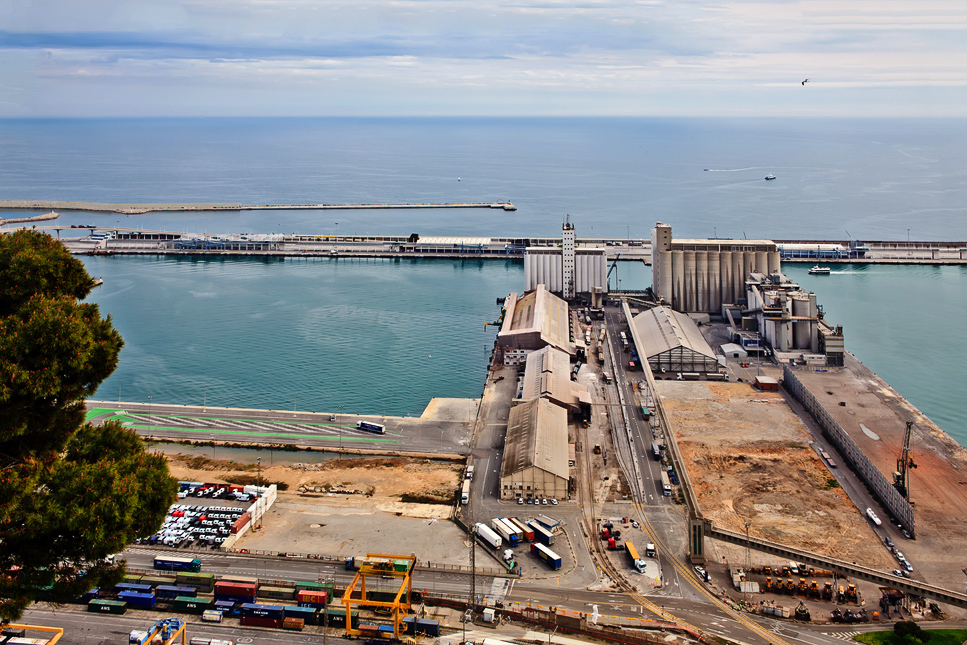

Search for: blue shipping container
xmin=214 ymin=600 xmax=238 ymax=616
xmin=283 ymin=605 xmax=317 ymax=624
xmin=155 ymin=585 xmax=197 ymax=600
xmin=118 ymin=591 xmax=156 ymax=608
xmin=215 ymin=594 xmax=257 ymax=605
xmin=115 ymin=583 xmax=153 ymax=594
xmin=240 ymin=603 xmax=284 ymax=619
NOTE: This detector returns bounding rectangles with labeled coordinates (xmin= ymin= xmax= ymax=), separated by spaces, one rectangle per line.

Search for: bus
xmin=660 ymin=471 xmax=672 ymax=496
xmin=356 ymin=421 xmax=385 ymax=434
xmin=153 ymin=556 xmax=202 ymax=573
xmin=651 ymin=442 xmax=661 ymax=461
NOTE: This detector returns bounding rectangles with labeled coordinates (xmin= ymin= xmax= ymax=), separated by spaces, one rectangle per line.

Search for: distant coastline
xmin=0 ymin=200 xmax=517 ymax=214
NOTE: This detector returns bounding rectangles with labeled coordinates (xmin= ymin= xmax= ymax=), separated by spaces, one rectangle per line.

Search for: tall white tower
xmin=562 ymin=216 xmax=575 ymax=299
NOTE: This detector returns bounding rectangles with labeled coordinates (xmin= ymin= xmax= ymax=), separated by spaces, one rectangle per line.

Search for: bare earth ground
xmin=166 ymin=455 xmax=472 ymax=565
xmin=657 ymin=381 xmax=893 ymax=569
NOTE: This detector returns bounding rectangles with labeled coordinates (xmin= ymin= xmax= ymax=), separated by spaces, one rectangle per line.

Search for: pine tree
xmin=0 ymin=229 xmax=177 ymax=622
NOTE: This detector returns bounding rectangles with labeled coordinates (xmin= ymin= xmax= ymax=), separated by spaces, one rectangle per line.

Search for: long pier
xmin=0 ymin=199 xmax=516 ymax=214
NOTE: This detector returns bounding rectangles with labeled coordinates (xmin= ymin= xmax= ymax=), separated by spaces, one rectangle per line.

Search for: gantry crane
xmin=893 ymin=420 xmax=917 ymax=501
xmin=135 ymin=618 xmax=187 ymax=645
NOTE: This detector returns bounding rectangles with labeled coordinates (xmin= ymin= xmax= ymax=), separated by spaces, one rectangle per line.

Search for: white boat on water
xmin=765 ymin=174 xmax=776 ymax=180
xmin=92 ymin=277 xmax=104 ymax=286
xmin=808 ymin=265 xmax=831 ymax=275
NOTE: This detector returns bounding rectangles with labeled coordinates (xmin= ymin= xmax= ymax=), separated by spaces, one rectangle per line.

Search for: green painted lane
xmin=123 ymin=422 xmax=397 ymax=443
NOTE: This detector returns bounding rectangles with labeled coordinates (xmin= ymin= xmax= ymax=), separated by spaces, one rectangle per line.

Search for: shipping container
xmin=115 ymin=582 xmax=153 ymax=594
xmin=530 ymin=543 xmax=562 ymax=570
xmin=118 ymin=591 xmax=156 ymax=608
xmin=282 ymin=605 xmax=318 ymax=626
xmin=257 ymin=586 xmax=296 ymax=601
xmin=294 ymin=581 xmax=333 ymax=594
xmin=88 ymin=598 xmax=127 ymax=614
xmin=321 ymin=607 xmax=358 ymax=628
xmin=214 ymin=600 xmax=238 ymax=616
xmin=214 ymin=581 xmax=258 ymax=604
xmin=201 ymin=610 xmax=223 ymax=623
xmin=174 ymin=596 xmax=214 ymax=614
xmin=140 ymin=575 xmax=176 ymax=588
xmin=76 ymin=587 xmax=100 ymax=604
xmin=240 ymin=603 xmax=285 ymax=619
xmin=176 ymin=572 xmax=215 ymax=593
xmin=7 ymin=638 xmax=50 ymax=644
xmin=282 ymin=617 xmax=305 ymax=631
xmin=239 ymin=616 xmax=282 ymax=629
xmin=156 ymin=585 xmax=197 ymax=600
xmin=122 ymin=574 xmax=143 ymax=584
xmin=296 ymin=590 xmax=329 ymax=607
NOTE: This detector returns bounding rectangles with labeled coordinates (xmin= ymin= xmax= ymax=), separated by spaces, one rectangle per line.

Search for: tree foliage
xmin=0 ymin=229 xmax=177 ymax=622
xmin=895 ymin=621 xmax=932 ymax=643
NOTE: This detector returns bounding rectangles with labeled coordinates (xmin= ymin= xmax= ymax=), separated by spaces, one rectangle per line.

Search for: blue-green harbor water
xmin=2 ymin=117 xmax=964 ymax=448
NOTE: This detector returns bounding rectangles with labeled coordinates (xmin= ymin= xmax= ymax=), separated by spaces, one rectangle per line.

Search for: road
xmin=85 ymin=401 xmax=471 ymax=456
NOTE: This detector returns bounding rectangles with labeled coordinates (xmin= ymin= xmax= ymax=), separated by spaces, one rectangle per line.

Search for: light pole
xmin=256 ymin=457 xmax=262 ymax=529
xmin=744 ymin=521 xmax=752 ymax=569
xmin=147 ymin=396 xmax=152 ymax=421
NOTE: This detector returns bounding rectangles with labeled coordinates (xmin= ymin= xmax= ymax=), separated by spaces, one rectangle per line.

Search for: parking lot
xmin=143 ymin=481 xmax=264 ymax=549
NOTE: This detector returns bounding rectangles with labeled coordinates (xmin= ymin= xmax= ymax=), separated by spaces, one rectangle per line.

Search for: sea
xmin=1 ymin=117 xmax=965 ymax=445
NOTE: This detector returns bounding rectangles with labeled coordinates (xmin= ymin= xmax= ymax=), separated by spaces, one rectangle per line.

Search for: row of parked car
xmin=885 ymin=535 xmax=914 ymax=576
xmin=139 ymin=504 xmax=248 ymax=549
xmin=178 ymin=483 xmax=255 ymax=502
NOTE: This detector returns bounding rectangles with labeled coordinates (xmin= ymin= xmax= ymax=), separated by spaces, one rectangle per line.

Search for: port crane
xmin=134 ymin=618 xmax=187 ymax=645
xmin=893 ymin=420 xmax=917 ymax=501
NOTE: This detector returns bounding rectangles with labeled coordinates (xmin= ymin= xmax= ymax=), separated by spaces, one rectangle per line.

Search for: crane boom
xmin=893 ymin=421 xmax=915 ymax=501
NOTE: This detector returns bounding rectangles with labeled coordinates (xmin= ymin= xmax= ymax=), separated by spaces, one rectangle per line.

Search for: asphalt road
xmin=85 ymin=400 xmax=471 ymax=455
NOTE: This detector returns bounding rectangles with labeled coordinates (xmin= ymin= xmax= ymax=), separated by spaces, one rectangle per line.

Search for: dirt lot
xmin=166 ymin=453 xmax=472 ymax=564
xmin=657 ymin=381 xmax=893 ymax=569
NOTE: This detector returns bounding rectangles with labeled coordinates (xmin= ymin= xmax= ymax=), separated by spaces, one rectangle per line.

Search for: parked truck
xmin=625 ymin=541 xmax=645 ymax=573
xmin=491 ymin=519 xmax=520 ymax=547
xmin=460 ymin=480 xmax=470 ymax=505
xmin=474 ymin=523 xmax=502 ymax=550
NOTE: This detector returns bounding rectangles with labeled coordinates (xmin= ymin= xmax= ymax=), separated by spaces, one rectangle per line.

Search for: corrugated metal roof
xmin=632 ymin=306 xmax=716 ymax=361
xmin=501 ymin=399 xmax=569 ymax=480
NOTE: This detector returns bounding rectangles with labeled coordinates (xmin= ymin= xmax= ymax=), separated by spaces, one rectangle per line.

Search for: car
xmin=694 ymin=566 xmax=707 ymax=580
xmin=517 ymin=498 xmax=523 ymax=505
xmin=550 ymin=498 xmax=558 ymax=505
xmin=893 ymin=569 xmax=904 ymax=577
xmin=903 ymin=561 xmax=913 ymax=572
xmin=885 ymin=536 xmax=894 ymax=548
xmin=895 ymin=551 xmax=904 ymax=561
xmin=541 ymin=498 xmax=548 ymax=505
xmin=901 ymin=528 xmax=913 ymax=539
xmin=632 ymin=520 xmax=640 ymax=529
xmin=901 ymin=570 xmax=911 ymax=578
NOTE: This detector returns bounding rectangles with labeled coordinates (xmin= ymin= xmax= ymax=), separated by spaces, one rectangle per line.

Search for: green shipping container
xmin=140 ymin=576 xmax=176 ymax=588
xmin=258 ymin=586 xmax=296 ymax=601
xmin=295 ymin=581 xmax=336 ymax=598
xmin=175 ymin=572 xmax=215 ymax=593
xmin=321 ymin=608 xmax=358 ymax=628
xmin=173 ymin=595 xmax=214 ymax=614
xmin=393 ymin=560 xmax=409 ymax=572
xmin=89 ymin=599 xmax=127 ymax=614
xmin=122 ymin=574 xmax=142 ymax=584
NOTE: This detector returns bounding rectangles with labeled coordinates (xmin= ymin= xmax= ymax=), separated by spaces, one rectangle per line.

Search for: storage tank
xmin=768 ymin=250 xmax=781 ymax=275
xmin=743 ymin=251 xmax=755 ymax=281
xmin=792 ymin=296 xmax=810 ymax=349
xmin=695 ymin=251 xmax=708 ymax=312
xmin=708 ymin=252 xmax=722 ymax=313
xmin=657 ymin=250 xmax=673 ymax=303
xmin=756 ymin=250 xmax=769 ymax=274
xmin=672 ymin=250 xmax=685 ymax=311
xmin=719 ymin=251 xmax=733 ymax=305
xmin=683 ymin=250 xmax=696 ymax=312
xmin=732 ymin=252 xmax=745 ymax=302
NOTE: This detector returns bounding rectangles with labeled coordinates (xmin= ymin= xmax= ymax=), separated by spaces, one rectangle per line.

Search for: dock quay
xmin=0 ymin=199 xmax=517 ymax=214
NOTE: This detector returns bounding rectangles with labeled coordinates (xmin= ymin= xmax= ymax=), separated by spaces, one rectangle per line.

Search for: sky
xmin=1 ymin=0 xmax=966 ymax=117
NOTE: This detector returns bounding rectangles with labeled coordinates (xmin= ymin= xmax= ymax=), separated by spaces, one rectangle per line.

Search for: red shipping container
xmin=231 ymin=512 xmax=251 ymax=535
xmin=240 ymin=616 xmax=282 ymax=629
xmin=215 ymin=581 xmax=257 ymax=596
xmin=296 ymin=590 xmax=328 ymax=605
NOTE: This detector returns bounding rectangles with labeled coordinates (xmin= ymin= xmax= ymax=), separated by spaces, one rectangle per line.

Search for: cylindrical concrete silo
xmin=743 ymin=252 xmax=755 ymax=285
xmin=672 ymin=250 xmax=685 ymax=311
xmin=792 ymin=296 xmax=810 ymax=348
xmin=756 ymin=250 xmax=769 ymax=275
xmin=658 ymin=250 xmax=673 ymax=303
xmin=719 ymin=251 xmax=732 ymax=305
xmin=768 ymin=250 xmax=781 ymax=276
xmin=684 ymin=250 xmax=697 ymax=312
xmin=695 ymin=251 xmax=708 ymax=312
xmin=708 ymin=251 xmax=722 ymax=313
xmin=732 ymin=252 xmax=745 ymax=304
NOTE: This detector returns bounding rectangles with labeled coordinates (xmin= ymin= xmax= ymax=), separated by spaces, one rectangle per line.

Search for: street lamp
xmin=744 ymin=521 xmax=752 ymax=569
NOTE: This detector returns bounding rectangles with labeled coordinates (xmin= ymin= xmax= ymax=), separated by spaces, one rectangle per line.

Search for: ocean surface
xmin=1 ymin=117 xmax=965 ymax=445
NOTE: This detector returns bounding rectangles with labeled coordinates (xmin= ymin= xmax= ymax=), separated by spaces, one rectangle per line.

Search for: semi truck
xmin=474 ymin=523 xmax=502 ymax=550
xmin=530 ymin=543 xmax=562 ymax=570
xmin=460 ymin=480 xmax=470 ymax=505
xmin=644 ymin=542 xmax=657 ymax=558
xmin=528 ymin=521 xmax=555 ymax=546
xmin=508 ymin=518 xmax=534 ymax=542
xmin=498 ymin=518 xmax=524 ymax=544
xmin=625 ymin=541 xmax=645 ymax=573
xmin=153 ymin=556 xmax=202 ymax=572
xmin=356 ymin=421 xmax=385 ymax=434
xmin=651 ymin=442 xmax=661 ymax=461
xmin=660 ymin=471 xmax=672 ymax=496
xmin=491 ymin=519 xmax=520 ymax=547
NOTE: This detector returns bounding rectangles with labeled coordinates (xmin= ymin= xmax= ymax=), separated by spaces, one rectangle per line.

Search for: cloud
xmin=2 ymin=0 xmax=966 ymax=116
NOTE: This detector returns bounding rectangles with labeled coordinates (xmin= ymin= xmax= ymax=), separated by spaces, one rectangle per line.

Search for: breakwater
xmin=0 ymin=199 xmax=516 ymax=214
xmin=0 ymin=210 xmax=59 ymax=226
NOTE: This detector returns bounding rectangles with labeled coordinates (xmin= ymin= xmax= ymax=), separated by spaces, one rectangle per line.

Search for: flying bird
xmin=802 ymin=79 xmax=809 ymax=85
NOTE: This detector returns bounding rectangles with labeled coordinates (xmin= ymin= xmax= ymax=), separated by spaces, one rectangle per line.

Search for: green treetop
xmin=0 ymin=229 xmax=177 ymax=622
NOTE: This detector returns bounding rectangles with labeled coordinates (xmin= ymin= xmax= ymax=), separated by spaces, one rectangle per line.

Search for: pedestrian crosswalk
xmin=822 ymin=630 xmax=865 ymax=641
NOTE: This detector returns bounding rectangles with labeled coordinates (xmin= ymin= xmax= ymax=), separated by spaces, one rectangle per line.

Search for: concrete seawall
xmin=0 ymin=199 xmax=517 ymax=214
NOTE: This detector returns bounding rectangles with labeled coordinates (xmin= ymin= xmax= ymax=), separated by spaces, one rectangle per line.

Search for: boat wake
xmin=703 ymin=167 xmax=758 ymax=172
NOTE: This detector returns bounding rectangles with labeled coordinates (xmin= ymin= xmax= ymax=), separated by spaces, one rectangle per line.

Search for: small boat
xmin=765 ymin=174 xmax=776 ymax=180
xmin=92 ymin=277 xmax=104 ymax=287
xmin=808 ymin=265 xmax=831 ymax=275
xmin=329 ymin=249 xmax=339 ymax=257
